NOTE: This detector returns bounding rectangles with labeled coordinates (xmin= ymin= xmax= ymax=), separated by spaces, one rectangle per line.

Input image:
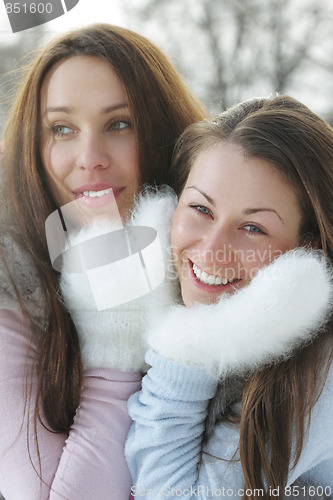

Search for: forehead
xmin=186 ymin=142 xmax=300 ymax=206
xmin=40 ymin=55 xmax=127 ymax=109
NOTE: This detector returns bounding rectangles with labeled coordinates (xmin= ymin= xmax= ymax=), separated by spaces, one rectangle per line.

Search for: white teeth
xmin=82 ymin=189 xmax=111 ymax=198
xmin=207 ymin=274 xmax=215 ymax=285
xmin=192 ymin=263 xmax=236 ymax=287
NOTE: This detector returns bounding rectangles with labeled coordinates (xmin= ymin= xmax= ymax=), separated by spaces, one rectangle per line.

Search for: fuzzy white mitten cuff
xmin=148 ymin=249 xmax=333 ymax=379
xmin=60 ymin=187 xmax=179 ymax=371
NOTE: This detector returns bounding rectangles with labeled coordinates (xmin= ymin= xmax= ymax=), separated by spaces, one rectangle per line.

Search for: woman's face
xmin=171 ymin=142 xmax=303 ymax=307
xmin=40 ymin=56 xmax=140 ymax=219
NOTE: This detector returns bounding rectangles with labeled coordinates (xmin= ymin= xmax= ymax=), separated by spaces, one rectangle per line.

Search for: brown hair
xmin=0 ymin=23 xmax=208 ymax=435
xmin=171 ymin=94 xmax=333 ymax=497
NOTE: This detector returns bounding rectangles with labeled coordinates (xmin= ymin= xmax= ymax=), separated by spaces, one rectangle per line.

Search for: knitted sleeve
xmin=125 ymin=349 xmax=240 ymax=498
xmin=125 ymin=350 xmax=333 ymax=499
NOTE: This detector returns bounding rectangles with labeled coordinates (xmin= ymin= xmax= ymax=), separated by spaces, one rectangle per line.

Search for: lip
xmin=188 ymin=259 xmax=242 ymax=293
xmin=73 ymin=184 xmax=126 ymax=209
xmin=74 ymin=183 xmax=125 ymax=198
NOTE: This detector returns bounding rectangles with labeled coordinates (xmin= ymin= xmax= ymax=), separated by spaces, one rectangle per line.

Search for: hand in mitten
xmin=60 ymin=187 xmax=179 ymax=371
xmin=148 ymin=249 xmax=333 ymax=379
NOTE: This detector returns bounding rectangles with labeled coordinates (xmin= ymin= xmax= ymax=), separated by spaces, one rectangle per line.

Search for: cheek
xmin=170 ymin=212 xmax=202 ymax=280
xmin=241 ymin=235 xmax=301 ymax=281
xmin=123 ymin=152 xmax=140 ymax=200
xmin=114 ymin=137 xmax=139 ymax=178
xmin=170 ymin=208 xmax=190 ymax=253
xmin=170 ymin=210 xmax=189 ymax=271
xmin=265 ymin=233 xmax=301 ymax=262
xmin=128 ymin=153 xmax=140 ymax=186
xmin=170 ymin=221 xmax=182 ymax=271
xmin=42 ymin=141 xmax=70 ymax=184
xmin=41 ymin=143 xmax=73 ymax=206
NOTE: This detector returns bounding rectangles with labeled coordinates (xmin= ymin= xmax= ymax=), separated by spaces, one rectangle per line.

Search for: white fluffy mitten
xmin=60 ymin=187 xmax=179 ymax=371
xmin=148 ymin=249 xmax=333 ymax=379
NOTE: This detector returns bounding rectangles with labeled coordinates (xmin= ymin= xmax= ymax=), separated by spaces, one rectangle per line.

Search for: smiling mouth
xmin=192 ymin=262 xmax=239 ymax=287
xmin=74 ymin=185 xmax=126 ymax=200
xmin=79 ymin=189 xmax=112 ymax=198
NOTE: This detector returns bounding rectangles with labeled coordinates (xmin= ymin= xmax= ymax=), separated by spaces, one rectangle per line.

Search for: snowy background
xmin=1 ymin=0 xmax=333 ymax=132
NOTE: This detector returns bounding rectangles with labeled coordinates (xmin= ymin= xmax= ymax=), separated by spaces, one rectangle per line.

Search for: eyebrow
xmin=186 ymin=185 xmax=285 ymax=224
xmin=185 ymin=186 xmax=215 ymax=205
xmin=242 ymin=208 xmax=285 ymax=224
xmin=42 ymin=103 xmax=129 ymax=117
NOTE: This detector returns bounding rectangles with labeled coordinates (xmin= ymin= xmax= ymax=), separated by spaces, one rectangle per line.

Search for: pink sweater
xmin=0 ymin=308 xmax=141 ymax=500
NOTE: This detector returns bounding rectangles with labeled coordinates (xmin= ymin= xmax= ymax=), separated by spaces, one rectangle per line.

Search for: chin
xmin=181 ymin=289 xmax=224 ymax=308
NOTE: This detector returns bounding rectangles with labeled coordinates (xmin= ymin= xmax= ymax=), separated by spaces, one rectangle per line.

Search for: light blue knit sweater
xmin=126 ymin=349 xmax=333 ymax=499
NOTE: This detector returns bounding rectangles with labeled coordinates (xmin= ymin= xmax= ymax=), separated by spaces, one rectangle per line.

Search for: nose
xmin=76 ymin=132 xmax=110 ymax=171
xmin=201 ymin=225 xmax=235 ymax=267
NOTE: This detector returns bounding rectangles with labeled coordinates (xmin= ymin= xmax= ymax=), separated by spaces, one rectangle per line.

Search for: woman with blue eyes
xmin=125 ymin=95 xmax=333 ymax=498
xmin=40 ymin=54 xmax=140 ymax=216
xmin=0 ymin=23 xmax=207 ymax=499
xmin=169 ymin=140 xmax=302 ymax=307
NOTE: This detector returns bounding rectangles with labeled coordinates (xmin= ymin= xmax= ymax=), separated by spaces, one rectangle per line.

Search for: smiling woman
xmin=171 ymin=143 xmax=302 ymax=306
xmin=40 ymin=55 xmax=139 ymax=214
xmin=125 ymin=94 xmax=333 ymax=498
xmin=0 ymin=23 xmax=208 ymax=500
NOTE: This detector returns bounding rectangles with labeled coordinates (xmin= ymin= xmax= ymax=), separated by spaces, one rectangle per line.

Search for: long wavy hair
xmin=171 ymin=95 xmax=333 ymax=498
xmin=0 ymin=23 xmax=208 ymax=436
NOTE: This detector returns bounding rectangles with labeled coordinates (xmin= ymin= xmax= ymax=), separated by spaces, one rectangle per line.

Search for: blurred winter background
xmin=0 ymin=1 xmax=332 ymax=497
xmin=1 ymin=0 xmax=333 ymax=134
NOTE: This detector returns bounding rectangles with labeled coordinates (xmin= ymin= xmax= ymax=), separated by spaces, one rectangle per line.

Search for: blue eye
xmin=190 ymin=204 xmax=211 ymax=216
xmin=243 ymin=224 xmax=265 ymax=234
xmin=52 ymin=124 xmax=73 ymax=137
xmin=109 ymin=120 xmax=131 ymax=131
